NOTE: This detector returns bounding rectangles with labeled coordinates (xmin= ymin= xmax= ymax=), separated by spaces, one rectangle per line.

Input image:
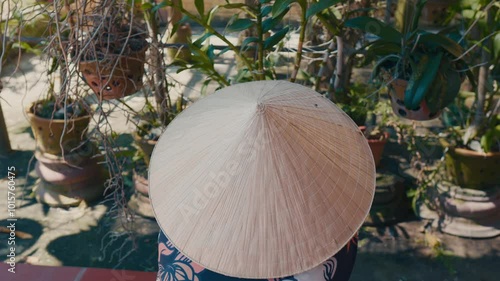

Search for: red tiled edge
xmin=0 ymin=262 xmax=157 ymax=281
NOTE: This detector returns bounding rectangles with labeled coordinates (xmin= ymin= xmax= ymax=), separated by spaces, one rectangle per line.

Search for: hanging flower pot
xmin=389 ymin=54 xmax=465 ymax=121
xmin=78 ymin=26 xmax=148 ymax=100
xmin=346 ymin=11 xmax=471 ymax=121
xmin=388 ymin=79 xmax=438 ymax=120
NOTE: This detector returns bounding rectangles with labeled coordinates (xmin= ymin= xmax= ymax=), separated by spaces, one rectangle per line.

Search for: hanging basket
xmin=388 ymin=79 xmax=440 ymax=121
xmin=79 ymin=46 xmax=147 ymax=100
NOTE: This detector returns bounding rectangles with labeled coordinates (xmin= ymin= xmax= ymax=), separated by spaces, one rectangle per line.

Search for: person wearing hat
xmin=149 ymin=81 xmax=376 ymax=281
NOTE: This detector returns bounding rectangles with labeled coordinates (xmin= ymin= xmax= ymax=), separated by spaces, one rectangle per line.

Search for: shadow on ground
xmin=352 ymin=251 xmax=499 ymax=281
xmin=0 ymin=218 xmax=43 ymax=260
xmin=46 ymin=213 xmax=159 ymax=272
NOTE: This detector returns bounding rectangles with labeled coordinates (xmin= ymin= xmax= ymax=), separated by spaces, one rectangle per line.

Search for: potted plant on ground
xmin=346 ymin=0 xmax=474 ymax=120
xmin=363 ymin=98 xmax=410 ymax=226
xmin=27 ymin=82 xmax=104 ymax=207
xmin=415 ymin=0 xmax=500 ymax=237
xmin=127 ymin=94 xmax=184 ymax=218
xmin=124 ymin=0 xmax=187 ymax=218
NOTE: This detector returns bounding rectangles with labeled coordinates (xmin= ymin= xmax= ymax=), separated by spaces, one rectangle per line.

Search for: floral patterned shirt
xmin=157 ymin=231 xmax=358 ymax=281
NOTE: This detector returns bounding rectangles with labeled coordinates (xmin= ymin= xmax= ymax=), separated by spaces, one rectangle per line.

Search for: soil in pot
xmin=27 ymin=101 xmax=91 ymax=155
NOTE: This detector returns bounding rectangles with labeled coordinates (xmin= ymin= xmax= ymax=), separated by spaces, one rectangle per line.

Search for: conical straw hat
xmin=149 ymin=80 xmax=376 ymax=279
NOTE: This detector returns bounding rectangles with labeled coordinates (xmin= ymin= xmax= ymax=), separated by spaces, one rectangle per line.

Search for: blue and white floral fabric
xmin=157 ymin=231 xmax=358 ymax=281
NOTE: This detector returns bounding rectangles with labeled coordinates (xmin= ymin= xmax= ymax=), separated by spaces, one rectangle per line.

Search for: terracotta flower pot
xmin=34 ymin=179 xmax=105 ymax=208
xmin=388 ymin=79 xmax=440 ymax=121
xmin=445 ymin=147 xmax=500 ymax=189
xmin=359 ymin=126 xmax=389 ymax=168
xmin=79 ymin=47 xmax=147 ymax=100
xmin=35 ymin=151 xmax=101 ymax=186
xmin=367 ymin=132 xmax=390 ymax=168
xmin=27 ymin=111 xmax=91 ymax=155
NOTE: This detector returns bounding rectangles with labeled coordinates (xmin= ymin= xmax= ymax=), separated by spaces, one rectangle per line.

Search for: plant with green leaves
xmin=346 ymin=0 xmax=475 ymax=120
xmin=158 ymin=0 xmax=342 ymax=88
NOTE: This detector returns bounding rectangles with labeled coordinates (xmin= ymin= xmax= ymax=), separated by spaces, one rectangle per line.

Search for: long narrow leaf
xmin=306 ymin=0 xmax=341 ymax=20
xmin=195 ymin=0 xmax=204 ymax=16
xmin=264 ymin=27 xmax=289 ymax=50
xmin=272 ymin=0 xmax=294 ymax=18
xmin=227 ymin=18 xmax=255 ymax=32
xmin=345 ymin=16 xmax=402 ymax=44
xmin=263 ymin=7 xmax=289 ymax=32
xmin=418 ymin=33 xmax=467 ymax=60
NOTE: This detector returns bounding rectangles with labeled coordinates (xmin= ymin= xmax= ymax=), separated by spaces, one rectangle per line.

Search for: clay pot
xmin=367 ymin=132 xmax=390 ymax=168
xmin=35 ymin=149 xmax=101 ymax=186
xmin=445 ymin=147 xmax=500 ymax=189
xmin=439 ymin=183 xmax=500 ymax=220
xmin=79 ymin=47 xmax=147 ymax=100
xmin=359 ymin=126 xmax=389 ymax=168
xmin=422 ymin=181 xmax=500 ymax=238
xmin=388 ymin=79 xmax=441 ymax=121
xmin=437 ymin=213 xmax=500 ymax=238
xmin=32 ymin=141 xmax=105 ymax=207
xmin=34 ymin=179 xmax=105 ymax=208
xmin=27 ymin=111 xmax=91 ymax=155
xmin=133 ymin=132 xmax=157 ymax=166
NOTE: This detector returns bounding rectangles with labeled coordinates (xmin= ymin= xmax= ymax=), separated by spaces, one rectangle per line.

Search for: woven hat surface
xmin=149 ymin=80 xmax=376 ymax=279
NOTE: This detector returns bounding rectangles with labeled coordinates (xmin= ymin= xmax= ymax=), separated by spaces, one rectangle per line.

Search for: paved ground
xmin=0 ymin=38 xmax=499 ymax=281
